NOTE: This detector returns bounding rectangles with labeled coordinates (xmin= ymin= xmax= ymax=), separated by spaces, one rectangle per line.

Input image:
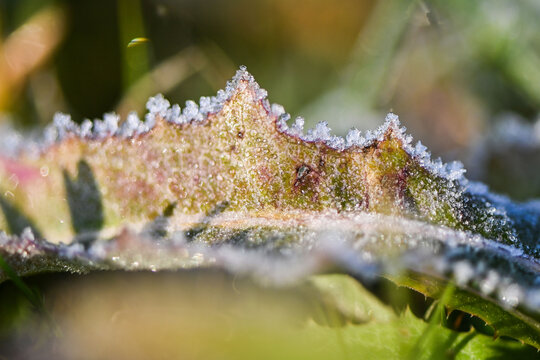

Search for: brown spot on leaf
xmin=293 ymin=163 xmax=321 ymax=191
xmin=318 ymin=156 xmax=325 ymax=170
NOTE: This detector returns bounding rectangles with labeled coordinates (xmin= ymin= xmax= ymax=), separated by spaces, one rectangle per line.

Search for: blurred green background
xmin=1 ymin=0 xmax=540 ymax=197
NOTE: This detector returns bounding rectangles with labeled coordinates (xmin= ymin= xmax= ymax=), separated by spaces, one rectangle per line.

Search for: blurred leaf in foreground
xmin=1 ymin=272 xmax=537 ymax=359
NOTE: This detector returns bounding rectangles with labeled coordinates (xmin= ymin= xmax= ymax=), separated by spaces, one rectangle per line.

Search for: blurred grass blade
xmin=0 ymin=6 xmax=65 ymax=111
xmin=0 ymin=254 xmax=43 ymax=312
xmin=117 ymin=0 xmax=150 ymax=90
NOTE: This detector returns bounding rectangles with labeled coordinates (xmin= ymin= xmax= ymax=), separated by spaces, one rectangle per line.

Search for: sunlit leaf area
xmin=1 ymin=1 xmax=540 ymax=359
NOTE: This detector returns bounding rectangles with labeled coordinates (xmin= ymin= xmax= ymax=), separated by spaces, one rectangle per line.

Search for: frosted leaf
xmin=363 ymin=130 xmax=374 ymax=146
xmin=279 ymin=112 xmax=290 ymax=122
xmin=2 ymin=67 xmax=540 ymax=345
xmin=313 ymin=121 xmax=332 ymax=141
xmin=59 ymin=242 xmax=85 ymax=259
xmin=453 ymin=261 xmax=474 ymax=285
xmin=144 ymin=94 xmax=170 ymax=129
xmin=275 ymin=114 xmax=289 ymax=133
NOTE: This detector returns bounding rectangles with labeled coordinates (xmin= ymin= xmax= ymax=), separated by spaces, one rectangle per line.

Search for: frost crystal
xmin=165 ymin=104 xmax=182 ymax=124
xmin=182 ymin=100 xmax=200 ymax=122
xmin=21 ymin=227 xmax=35 ymax=242
xmin=326 ymin=136 xmax=346 ymax=151
xmin=345 ymin=128 xmax=364 ymax=147
xmin=79 ymin=119 xmax=93 ymax=138
xmin=52 ymin=112 xmax=77 ymax=140
xmin=119 ymin=112 xmax=143 ymax=137
xmin=216 ymin=89 xmax=228 ymax=103
xmin=98 ymin=113 xmax=119 ymax=137
xmin=0 ymin=123 xmax=24 ymax=157
xmin=306 ymin=121 xmax=332 ymax=142
xmin=288 ymin=117 xmax=304 ymax=137
xmin=413 ymin=141 xmax=429 ymax=159
xmin=146 ymin=94 xmax=170 ymax=116
xmin=145 ymin=94 xmax=170 ymax=127
xmin=271 ymin=103 xmax=285 ymax=117
xmin=198 ymin=96 xmax=213 ymax=115
xmin=444 ymin=161 xmax=466 ymax=181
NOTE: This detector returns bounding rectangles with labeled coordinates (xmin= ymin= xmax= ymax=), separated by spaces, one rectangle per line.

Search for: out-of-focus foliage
xmin=0 ymin=0 xmax=373 ymax=125
xmin=1 ymin=272 xmax=538 ymax=359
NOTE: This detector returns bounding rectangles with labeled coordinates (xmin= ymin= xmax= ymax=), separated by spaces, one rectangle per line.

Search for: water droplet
xmin=40 ymin=165 xmax=49 ymax=177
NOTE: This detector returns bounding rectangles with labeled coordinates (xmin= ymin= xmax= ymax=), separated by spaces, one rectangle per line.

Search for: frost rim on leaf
xmin=34 ymin=67 xmax=468 ymax=187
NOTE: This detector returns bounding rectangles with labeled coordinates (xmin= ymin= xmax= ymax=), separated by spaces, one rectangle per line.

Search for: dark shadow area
xmin=63 ymin=160 xmax=103 ymax=248
xmin=483 ymin=343 xmax=540 ymax=360
xmin=0 ymin=196 xmax=43 ymax=239
xmin=362 ymin=276 xmax=433 ymax=320
xmin=184 ymin=201 xmax=229 ymax=241
xmin=141 ymin=201 xmax=176 ymax=239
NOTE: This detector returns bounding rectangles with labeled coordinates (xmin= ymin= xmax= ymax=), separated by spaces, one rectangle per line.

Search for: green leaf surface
xmin=309 ymin=274 xmax=539 ymax=359
xmin=387 ymin=272 xmax=540 ymax=349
